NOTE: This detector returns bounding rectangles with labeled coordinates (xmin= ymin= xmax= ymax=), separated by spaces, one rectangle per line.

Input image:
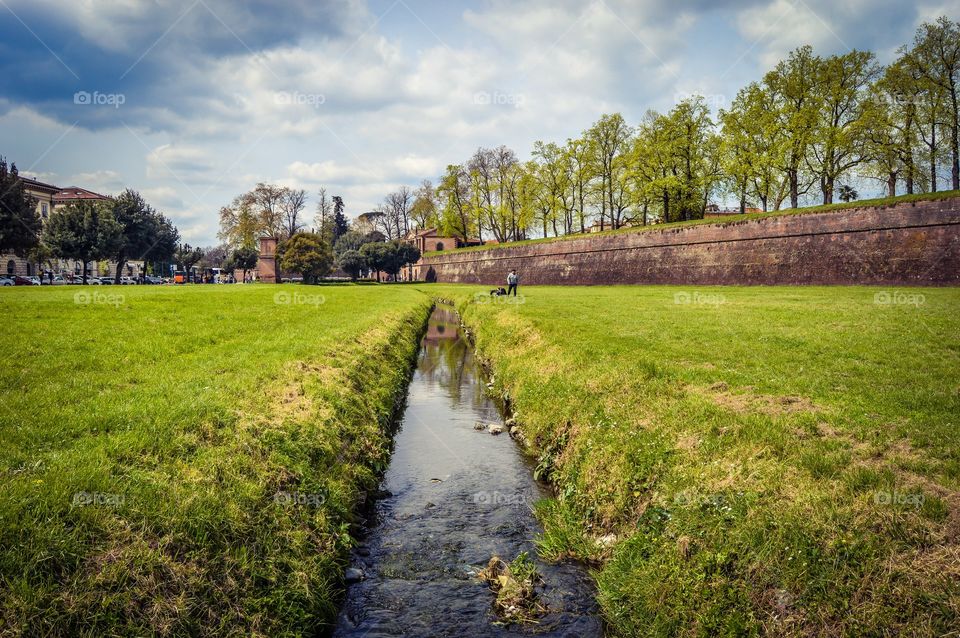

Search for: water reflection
xmin=333 ymin=304 xmax=600 ymax=637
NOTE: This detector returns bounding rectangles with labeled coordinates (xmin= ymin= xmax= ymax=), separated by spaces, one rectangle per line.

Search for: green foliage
xmin=109 ymin=188 xmax=180 ymax=283
xmin=174 ymin=243 xmax=204 ymax=280
xmin=280 ymin=232 xmax=333 ymax=283
xmin=359 ymin=240 xmax=420 ymax=281
xmin=337 ymin=249 xmax=367 ymax=280
xmin=224 ymin=245 xmax=258 ymax=280
xmin=43 ymin=200 xmax=122 ymax=282
xmin=0 ymin=285 xmax=432 ymax=636
xmin=0 ymin=158 xmax=41 ymax=256
xmin=436 ymin=283 xmax=960 ymax=637
xmin=331 ymin=196 xmax=349 ymax=241
xmin=333 ymin=229 xmax=371 ymax=257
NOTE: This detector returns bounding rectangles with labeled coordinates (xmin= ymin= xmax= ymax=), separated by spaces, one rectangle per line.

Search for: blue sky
xmin=2 ymin=0 xmax=957 ymax=244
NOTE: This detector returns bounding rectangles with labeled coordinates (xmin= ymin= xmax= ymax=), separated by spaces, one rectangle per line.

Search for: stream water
xmin=333 ymin=305 xmax=602 ymax=637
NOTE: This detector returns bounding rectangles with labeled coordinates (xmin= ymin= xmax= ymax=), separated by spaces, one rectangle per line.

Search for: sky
xmin=2 ymin=0 xmax=958 ymax=245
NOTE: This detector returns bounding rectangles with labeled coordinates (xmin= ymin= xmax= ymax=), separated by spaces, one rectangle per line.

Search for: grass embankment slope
xmin=435 ymin=284 xmax=960 ymax=636
xmin=0 ymin=284 xmax=431 ymax=636
xmin=423 ymin=189 xmax=960 ymax=258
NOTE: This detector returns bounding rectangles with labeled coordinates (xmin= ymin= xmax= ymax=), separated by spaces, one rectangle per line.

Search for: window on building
xmin=6 ymin=260 xmax=14 ymax=275
xmin=435 ymin=242 xmax=444 ymax=251
xmin=26 ymin=263 xmax=33 ymax=276
xmin=41 ymin=203 xmax=48 ymax=218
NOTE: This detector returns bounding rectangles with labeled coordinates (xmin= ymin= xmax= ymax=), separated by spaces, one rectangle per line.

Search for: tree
xmin=381 ymin=186 xmax=413 ymax=239
xmin=313 ymin=187 xmax=334 ymax=243
xmin=808 ymin=50 xmax=879 ymax=204
xmin=109 ymin=189 xmax=179 ymax=284
xmin=44 ymin=201 xmax=122 ymax=283
xmin=0 ymin=158 xmax=41 ymax=256
xmin=281 ymin=188 xmax=307 ymax=239
xmin=410 ymin=179 xmax=438 ymax=230
xmin=247 ymin=183 xmax=287 ymax=238
xmin=360 ymin=241 xmax=392 ymax=282
xmin=437 ymin=164 xmax=475 ymax=241
xmin=565 ymin=137 xmax=594 ymax=232
xmin=838 ymin=185 xmax=858 ymax=202
xmin=199 ymin=244 xmax=229 ymax=273
xmin=764 ymin=45 xmax=823 ymax=208
xmin=331 ymin=196 xmax=349 ymax=241
xmin=174 ymin=244 xmax=204 ymax=282
xmin=333 ymin=229 xmax=371 ymax=258
xmin=280 ymin=232 xmax=333 ymax=283
xmin=218 ymin=194 xmax=261 ymax=249
xmin=585 ymin=113 xmax=633 ymax=229
xmin=864 ymin=61 xmax=922 ymax=196
xmin=225 ymin=245 xmax=258 ymax=282
xmin=908 ymin=16 xmax=960 ymax=191
xmin=338 ymin=249 xmax=367 ymax=280
xmin=358 ymin=240 xmax=418 ymax=281
xmin=395 ymin=242 xmax=421 ymax=280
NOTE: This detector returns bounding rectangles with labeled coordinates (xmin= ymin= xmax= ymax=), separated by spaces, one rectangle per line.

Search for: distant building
xmin=406 ymin=227 xmax=484 ymax=253
xmin=1 ymin=177 xmax=130 ymax=279
xmin=405 ymin=228 xmax=484 ymax=281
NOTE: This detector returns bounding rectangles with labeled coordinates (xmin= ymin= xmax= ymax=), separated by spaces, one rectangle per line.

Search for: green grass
xmin=432 ymin=284 xmax=960 ymax=636
xmin=0 ymin=284 xmax=432 ymax=636
xmin=423 ymin=189 xmax=960 ymax=258
xmin=5 ymin=282 xmax=960 ymax=636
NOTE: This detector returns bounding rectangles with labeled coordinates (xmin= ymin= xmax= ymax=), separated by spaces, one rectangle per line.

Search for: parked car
xmin=13 ymin=276 xmax=35 ymax=286
xmin=98 ymin=277 xmax=113 ymax=285
xmin=120 ymin=276 xmax=137 ymax=285
xmin=49 ymin=275 xmax=66 ymax=285
xmin=27 ymin=276 xmax=41 ymax=286
xmin=144 ymin=275 xmax=163 ymax=285
xmin=0 ymin=276 xmax=13 ymax=286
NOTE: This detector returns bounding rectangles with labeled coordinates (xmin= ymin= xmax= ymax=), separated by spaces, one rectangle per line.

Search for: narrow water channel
xmin=333 ymin=304 xmax=601 ymax=637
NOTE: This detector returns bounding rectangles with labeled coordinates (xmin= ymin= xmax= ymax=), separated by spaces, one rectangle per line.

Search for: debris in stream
xmin=477 ymin=552 xmax=547 ymax=624
xmin=488 ymin=424 xmax=504 ymax=435
xmin=473 ymin=422 xmax=486 ymax=431
xmin=344 ymin=568 xmax=365 ymax=584
xmin=429 ymin=478 xmax=443 ymax=483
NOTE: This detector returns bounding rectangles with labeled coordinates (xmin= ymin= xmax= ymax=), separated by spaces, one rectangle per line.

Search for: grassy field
xmin=435 ymin=284 xmax=960 ymax=636
xmin=4 ymin=282 xmax=959 ymax=637
xmin=0 ymin=284 xmax=431 ymax=636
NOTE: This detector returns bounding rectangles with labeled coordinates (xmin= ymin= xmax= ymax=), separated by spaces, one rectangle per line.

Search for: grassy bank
xmin=433 ymin=284 xmax=960 ymax=636
xmin=0 ymin=284 xmax=431 ymax=636
xmin=423 ymin=189 xmax=960 ymax=258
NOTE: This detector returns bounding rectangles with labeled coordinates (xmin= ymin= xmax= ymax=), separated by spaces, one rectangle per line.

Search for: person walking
xmin=507 ymin=270 xmax=519 ymax=297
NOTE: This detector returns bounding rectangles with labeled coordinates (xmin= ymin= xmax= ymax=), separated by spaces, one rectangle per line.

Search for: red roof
xmin=53 ymin=187 xmax=109 ymax=202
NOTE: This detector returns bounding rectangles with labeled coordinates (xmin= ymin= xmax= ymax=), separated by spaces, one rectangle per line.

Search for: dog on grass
xmin=490 ymin=287 xmax=507 ymax=296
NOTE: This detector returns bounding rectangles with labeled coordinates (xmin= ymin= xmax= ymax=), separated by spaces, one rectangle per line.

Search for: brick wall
xmin=417 ymin=197 xmax=960 ymax=286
